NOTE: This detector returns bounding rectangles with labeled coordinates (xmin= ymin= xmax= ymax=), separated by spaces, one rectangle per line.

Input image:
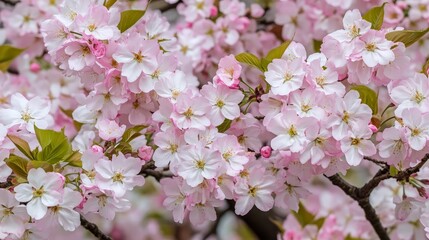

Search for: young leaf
xmin=7 ymin=135 xmax=34 ymax=160
xmin=104 ymin=0 xmax=117 ymax=9
xmin=389 ymin=165 xmax=398 ymax=177
xmin=291 ymin=202 xmax=316 ymax=228
xmin=313 ymin=39 xmax=323 ymax=52
xmin=386 ymin=28 xmax=429 ymax=47
xmin=122 ymin=125 xmax=147 ymax=143
xmin=64 ymin=151 xmax=83 ymax=168
xmin=217 ymin=119 xmax=232 ymax=133
xmin=350 ymin=85 xmax=379 ymax=114
xmin=362 ymin=3 xmax=387 ymax=30
xmin=117 ymin=10 xmax=146 ymax=33
xmin=27 ymin=160 xmax=53 ymax=172
xmin=0 ymin=45 xmax=25 ymax=72
xmin=423 ymin=58 xmax=429 ymax=76
xmin=5 ymin=155 xmax=29 ymax=179
xmin=261 ymin=41 xmax=292 ymax=71
xmin=235 ymin=53 xmax=263 ymax=71
xmin=34 ymin=126 xmax=71 ymax=164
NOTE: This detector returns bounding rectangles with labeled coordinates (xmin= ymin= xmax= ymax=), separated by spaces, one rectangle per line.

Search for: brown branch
xmin=80 ymin=215 xmax=112 ymax=240
xmin=0 ymin=176 xmax=13 ymax=188
xmin=326 ymin=153 xmax=429 ymax=240
xmin=0 ymin=0 xmax=19 ymax=6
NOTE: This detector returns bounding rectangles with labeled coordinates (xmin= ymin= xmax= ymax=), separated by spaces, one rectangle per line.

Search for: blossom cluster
xmin=0 ymin=0 xmax=429 ymax=239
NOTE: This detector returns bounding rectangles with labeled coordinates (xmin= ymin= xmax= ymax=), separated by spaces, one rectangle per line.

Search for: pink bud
xmin=260 ymin=146 xmax=272 ymax=158
xmin=30 ymin=63 xmax=41 ymax=73
xmin=395 ymin=198 xmax=413 ymax=221
xmin=250 ymin=4 xmax=264 ymax=18
xmin=91 ymin=145 xmax=104 ymax=153
xmin=210 ymin=6 xmax=218 ymax=17
xmin=369 ymin=124 xmax=378 ymax=133
xmin=138 ymin=146 xmax=153 ymax=162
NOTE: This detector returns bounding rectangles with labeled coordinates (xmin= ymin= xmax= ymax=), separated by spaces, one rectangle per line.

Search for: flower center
xmin=348 ymin=25 xmax=360 ymax=38
xmin=411 ymin=128 xmax=421 ymax=137
xmin=2 ymin=207 xmax=13 ymax=216
xmin=222 ymin=150 xmax=233 ymax=161
xmin=33 ymin=187 xmax=45 ymax=198
xmin=315 ymin=76 xmax=325 ymax=86
xmin=216 ymin=100 xmax=225 ymax=108
xmin=351 ymin=138 xmax=361 ymax=146
xmin=195 ymin=160 xmax=205 ymax=170
xmin=314 ymin=137 xmax=325 ymax=145
xmin=112 ymin=172 xmax=124 ymax=183
xmin=248 ymin=186 xmax=258 ymax=197
xmin=342 ymin=111 xmax=350 ymax=124
xmin=288 ymin=125 xmax=297 ymax=137
xmin=169 ymin=144 xmax=178 ymax=153
xmin=413 ymin=91 xmax=425 ymax=104
xmin=365 ymin=43 xmax=377 ymax=52
xmin=88 ymin=24 xmax=97 ymax=32
xmin=21 ymin=112 xmax=32 ymax=122
xmin=183 ymin=108 xmax=193 ymax=119
xmin=133 ymin=51 xmax=144 ymax=63
xmin=283 ymin=73 xmax=293 ymax=83
xmin=301 ymin=104 xmax=312 ymax=113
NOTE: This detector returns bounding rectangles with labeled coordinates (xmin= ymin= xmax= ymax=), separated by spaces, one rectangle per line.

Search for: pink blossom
xmin=95 ymin=119 xmax=126 ymax=141
xmin=214 ymin=55 xmax=242 ymax=89
xmin=14 ymin=168 xmax=64 ymax=220
xmin=265 ymin=58 xmax=305 ymax=96
xmin=138 ymin=146 xmax=153 ymax=162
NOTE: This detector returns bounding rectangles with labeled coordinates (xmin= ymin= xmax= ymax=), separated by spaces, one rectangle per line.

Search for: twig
xmin=0 ymin=0 xmax=19 ymax=6
xmin=80 ymin=215 xmax=112 ymax=240
xmin=325 ymin=153 xmax=429 ymax=240
xmin=0 ymin=176 xmax=13 ymax=188
xmin=363 ymin=156 xmax=389 ymax=168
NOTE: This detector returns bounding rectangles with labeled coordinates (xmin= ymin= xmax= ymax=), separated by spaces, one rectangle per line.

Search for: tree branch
xmin=80 ymin=215 xmax=112 ymax=240
xmin=326 ymin=153 xmax=429 ymax=240
xmin=0 ymin=176 xmax=13 ymax=188
xmin=0 ymin=0 xmax=19 ymax=6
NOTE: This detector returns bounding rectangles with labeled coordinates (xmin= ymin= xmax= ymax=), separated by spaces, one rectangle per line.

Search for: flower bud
xmin=30 ymin=63 xmax=41 ymax=73
xmin=91 ymin=145 xmax=104 ymax=153
xmin=138 ymin=146 xmax=154 ymax=162
xmin=210 ymin=6 xmax=218 ymax=17
xmin=369 ymin=123 xmax=378 ymax=133
xmin=250 ymin=4 xmax=264 ymax=18
xmin=260 ymin=146 xmax=272 ymax=158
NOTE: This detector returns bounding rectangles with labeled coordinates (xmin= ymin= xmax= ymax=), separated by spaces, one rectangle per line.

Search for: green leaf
xmin=345 ymin=235 xmax=365 ymax=240
xmin=5 ymin=155 xmax=29 ymax=179
xmin=313 ymin=39 xmax=323 ymax=52
xmin=27 ymin=160 xmax=53 ymax=172
xmin=217 ymin=119 xmax=232 ymax=133
xmin=269 ymin=218 xmax=285 ymax=235
xmin=117 ymin=10 xmax=146 ymax=33
xmin=350 ymin=85 xmax=379 ymax=114
xmin=104 ymin=0 xmax=117 ymax=9
xmin=386 ymin=28 xmax=429 ymax=47
xmin=34 ymin=126 xmax=71 ymax=164
xmin=291 ymin=202 xmax=316 ymax=228
xmin=362 ymin=3 xmax=387 ymax=30
xmin=7 ymin=135 xmax=34 ymax=160
xmin=0 ymin=45 xmax=25 ymax=72
xmin=64 ymin=151 xmax=82 ymax=168
xmin=261 ymin=41 xmax=292 ymax=71
xmin=312 ymin=217 xmax=326 ymax=229
xmin=235 ymin=53 xmax=263 ymax=71
xmin=122 ymin=125 xmax=147 ymax=143
xmin=390 ymin=165 xmax=398 ymax=177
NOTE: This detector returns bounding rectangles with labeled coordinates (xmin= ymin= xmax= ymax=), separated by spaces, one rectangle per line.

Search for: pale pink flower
xmin=138 ymin=146 xmax=153 ymax=162
xmin=177 ymin=145 xmax=224 ymax=187
xmin=64 ymin=40 xmax=96 ymax=71
xmin=201 ymin=84 xmax=243 ymax=126
xmin=391 ymin=73 xmax=429 ymax=115
xmin=378 ymin=127 xmax=410 ymax=165
xmin=266 ymin=110 xmax=314 ymax=152
xmin=14 ymin=168 xmax=64 ymax=220
xmin=113 ymin=37 xmax=159 ymax=82
xmin=44 ymin=188 xmax=83 ymax=231
xmin=0 ymin=93 xmax=52 ymax=133
xmin=152 ymin=130 xmax=185 ymax=170
xmin=171 ymin=93 xmax=211 ymax=130
xmin=212 ymin=135 xmax=248 ymax=176
xmin=214 ymin=55 xmax=242 ymax=89
xmin=160 ymin=177 xmax=192 ymax=223
xmin=340 ymin=127 xmax=376 ymax=166
xmin=354 ymin=30 xmax=395 ymax=67
xmin=0 ymin=189 xmax=28 ymax=238
xmin=329 ymin=9 xmax=370 ymax=42
xmin=401 ymin=108 xmax=429 ymax=151
xmin=94 ymin=153 xmax=145 ymax=197
xmin=235 ymin=169 xmax=276 ymax=215
xmin=95 ymin=119 xmax=126 ymax=141
xmin=275 ymin=175 xmax=310 ymax=211
xmin=75 ymin=5 xmax=118 ymax=40
xmin=264 ymin=58 xmax=305 ymax=96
